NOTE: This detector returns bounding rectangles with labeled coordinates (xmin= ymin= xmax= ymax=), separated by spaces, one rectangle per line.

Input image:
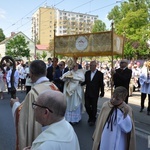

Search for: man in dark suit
xmin=53 ymin=61 xmax=69 ymax=92
xmin=112 ymin=59 xmax=132 ymax=104
xmin=81 ymin=61 xmax=104 ymax=126
xmin=46 ymin=57 xmax=59 ymax=81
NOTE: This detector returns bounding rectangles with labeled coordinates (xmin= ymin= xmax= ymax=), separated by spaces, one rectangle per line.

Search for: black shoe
xmin=139 ymin=108 xmax=143 ymax=112
xmin=88 ymin=118 xmax=92 ymax=123
xmin=88 ymin=121 xmax=95 ymax=126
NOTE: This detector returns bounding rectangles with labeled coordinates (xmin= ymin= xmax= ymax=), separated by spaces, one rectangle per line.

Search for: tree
xmin=41 ymin=51 xmax=47 ymax=60
xmin=92 ymin=20 xmax=106 ymax=33
xmin=36 ymin=52 xmax=42 ymax=60
xmin=107 ymin=0 xmax=150 ymax=59
xmin=6 ymin=35 xmax=30 ymax=59
xmin=0 ymin=28 xmax=5 ymax=42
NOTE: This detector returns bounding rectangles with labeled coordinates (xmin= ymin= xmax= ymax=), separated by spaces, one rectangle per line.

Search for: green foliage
xmin=36 ymin=52 xmax=42 ymax=60
xmin=0 ymin=28 xmax=5 ymax=42
xmin=108 ymin=0 xmax=150 ymax=59
xmin=6 ymin=35 xmax=30 ymax=59
xmin=92 ymin=20 xmax=106 ymax=32
xmin=41 ymin=51 xmax=47 ymax=60
xmin=124 ymin=40 xmax=135 ymax=59
xmin=56 ymin=54 xmax=64 ymax=60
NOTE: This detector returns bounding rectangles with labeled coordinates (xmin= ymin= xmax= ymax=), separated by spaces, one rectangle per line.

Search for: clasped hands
xmin=110 ymin=98 xmax=129 ymax=118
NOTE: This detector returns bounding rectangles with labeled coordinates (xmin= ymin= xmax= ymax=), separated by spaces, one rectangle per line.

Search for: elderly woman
xmin=61 ymin=62 xmax=85 ymax=124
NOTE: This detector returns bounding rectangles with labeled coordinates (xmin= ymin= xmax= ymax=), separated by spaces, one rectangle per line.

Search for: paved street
xmin=0 ymin=89 xmax=150 ymax=150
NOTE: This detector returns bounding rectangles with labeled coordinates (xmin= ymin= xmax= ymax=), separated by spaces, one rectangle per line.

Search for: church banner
xmin=55 ymin=31 xmax=124 ymax=57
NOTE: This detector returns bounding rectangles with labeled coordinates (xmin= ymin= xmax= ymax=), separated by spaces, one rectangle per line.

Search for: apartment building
xmin=32 ymin=6 xmax=98 ymax=46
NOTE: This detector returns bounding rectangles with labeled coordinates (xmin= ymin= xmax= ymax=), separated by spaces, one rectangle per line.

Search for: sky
xmin=0 ymin=0 xmax=124 ymax=38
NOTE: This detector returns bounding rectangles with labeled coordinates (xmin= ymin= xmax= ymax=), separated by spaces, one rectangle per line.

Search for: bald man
xmin=23 ymin=90 xmax=80 ymax=150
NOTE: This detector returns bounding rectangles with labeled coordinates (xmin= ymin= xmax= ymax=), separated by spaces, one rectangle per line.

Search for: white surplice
xmin=31 ymin=118 xmax=80 ymax=150
xmin=62 ymin=69 xmax=85 ymax=122
xmin=100 ymin=109 xmax=132 ymax=150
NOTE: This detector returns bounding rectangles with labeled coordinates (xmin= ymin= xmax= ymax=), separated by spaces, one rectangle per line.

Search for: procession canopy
xmin=55 ymin=31 xmax=124 ymax=57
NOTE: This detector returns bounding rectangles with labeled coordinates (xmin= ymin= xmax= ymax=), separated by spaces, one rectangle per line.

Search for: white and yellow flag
xmin=55 ymin=31 xmax=124 ymax=57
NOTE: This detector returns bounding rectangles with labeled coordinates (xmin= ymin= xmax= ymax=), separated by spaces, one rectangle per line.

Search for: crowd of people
xmin=0 ymin=60 xmax=33 ymax=99
xmin=1 ymin=56 xmax=150 ymax=149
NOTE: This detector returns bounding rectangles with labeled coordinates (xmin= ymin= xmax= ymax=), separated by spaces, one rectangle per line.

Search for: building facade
xmin=0 ymin=32 xmax=35 ymax=61
xmin=32 ymin=7 xmax=98 ymax=46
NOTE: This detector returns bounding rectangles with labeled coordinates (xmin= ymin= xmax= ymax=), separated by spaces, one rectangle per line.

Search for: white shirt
xmin=91 ymin=70 xmax=97 ymax=81
xmin=19 ymin=67 xmax=26 ymax=79
xmin=6 ymin=69 xmax=19 ymax=89
xmin=139 ymin=68 xmax=150 ymax=94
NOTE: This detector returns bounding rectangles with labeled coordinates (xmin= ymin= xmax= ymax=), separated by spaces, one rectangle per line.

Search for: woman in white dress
xmin=0 ymin=66 xmax=6 ymax=99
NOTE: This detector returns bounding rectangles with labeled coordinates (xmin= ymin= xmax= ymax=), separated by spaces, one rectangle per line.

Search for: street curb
xmin=135 ymin=127 xmax=150 ymax=141
xmin=135 ymin=127 xmax=150 ymax=136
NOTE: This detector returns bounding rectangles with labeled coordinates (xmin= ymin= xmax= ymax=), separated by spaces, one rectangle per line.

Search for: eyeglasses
xmin=32 ymin=101 xmax=53 ymax=113
xmin=59 ymin=64 xmax=63 ymax=66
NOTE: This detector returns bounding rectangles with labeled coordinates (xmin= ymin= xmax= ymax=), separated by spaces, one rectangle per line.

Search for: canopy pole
xmin=122 ymin=33 xmax=125 ymax=59
xmin=111 ymin=22 xmax=114 ymax=98
xmin=54 ymin=29 xmax=56 ymax=58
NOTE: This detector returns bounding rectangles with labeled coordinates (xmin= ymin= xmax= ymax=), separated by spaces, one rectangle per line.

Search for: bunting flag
xmin=54 ymin=31 xmax=124 ymax=57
